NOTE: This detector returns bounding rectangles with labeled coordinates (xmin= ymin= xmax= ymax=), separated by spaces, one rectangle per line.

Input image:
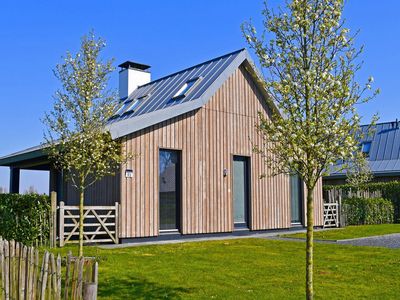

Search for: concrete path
xmin=100 ymin=228 xmax=308 ymax=249
xmin=100 ymin=228 xmax=400 ymax=249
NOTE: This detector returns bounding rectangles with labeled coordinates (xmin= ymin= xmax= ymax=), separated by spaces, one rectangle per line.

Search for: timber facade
xmin=118 ymin=66 xmax=323 ymax=238
xmin=0 ymin=49 xmax=324 ymax=242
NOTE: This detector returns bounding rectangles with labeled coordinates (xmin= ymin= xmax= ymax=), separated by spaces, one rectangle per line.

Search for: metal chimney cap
xmin=118 ymin=61 xmax=150 ymax=71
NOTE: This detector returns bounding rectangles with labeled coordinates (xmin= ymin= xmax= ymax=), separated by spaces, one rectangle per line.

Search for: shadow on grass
xmin=98 ymin=276 xmax=195 ymax=299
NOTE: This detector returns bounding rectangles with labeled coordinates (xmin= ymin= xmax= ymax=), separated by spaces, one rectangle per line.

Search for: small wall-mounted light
xmin=125 ymin=169 xmax=134 ymax=178
xmin=223 ymin=168 xmax=228 ymax=177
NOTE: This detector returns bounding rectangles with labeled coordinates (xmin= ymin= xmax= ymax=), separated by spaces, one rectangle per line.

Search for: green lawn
xmin=281 ymin=224 xmax=400 ymax=240
xmin=56 ymin=238 xmax=400 ymax=299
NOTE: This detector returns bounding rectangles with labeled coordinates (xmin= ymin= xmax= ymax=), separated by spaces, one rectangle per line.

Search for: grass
xmin=281 ymin=224 xmax=400 ymax=240
xmin=54 ymin=237 xmax=400 ymax=299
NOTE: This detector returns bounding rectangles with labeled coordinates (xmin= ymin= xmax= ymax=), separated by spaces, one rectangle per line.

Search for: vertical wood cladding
xmin=119 ymin=64 xmax=324 ymax=238
xmin=64 ymin=172 xmax=121 ymax=206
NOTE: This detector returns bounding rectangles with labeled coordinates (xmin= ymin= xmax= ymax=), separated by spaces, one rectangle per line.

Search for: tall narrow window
xmin=159 ymin=149 xmax=181 ymax=231
xmin=290 ymin=174 xmax=303 ymax=225
xmin=233 ymin=156 xmax=250 ymax=228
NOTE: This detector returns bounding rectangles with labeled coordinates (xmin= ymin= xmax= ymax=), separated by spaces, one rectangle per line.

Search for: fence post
xmin=59 ymin=202 xmax=65 ymax=247
xmin=115 ymin=202 xmax=119 ymax=244
xmin=50 ymin=192 xmax=57 ymax=248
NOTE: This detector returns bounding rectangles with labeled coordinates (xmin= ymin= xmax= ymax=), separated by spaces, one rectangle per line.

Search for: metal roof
xmin=326 ymin=120 xmax=400 ymax=178
xmin=0 ymin=144 xmax=47 ymax=166
xmin=0 ymin=48 xmax=276 ymax=167
xmin=106 ymin=48 xmax=276 ymax=139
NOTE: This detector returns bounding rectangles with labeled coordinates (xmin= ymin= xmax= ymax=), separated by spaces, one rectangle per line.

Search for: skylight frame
xmin=113 ymin=99 xmax=133 ymax=117
xmin=121 ymin=94 xmax=151 ymax=116
xmin=361 ymin=141 xmax=372 ymax=156
xmin=172 ymin=77 xmax=202 ymax=100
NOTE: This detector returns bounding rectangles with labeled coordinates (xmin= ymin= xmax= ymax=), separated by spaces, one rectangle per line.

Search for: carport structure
xmin=0 ymin=144 xmax=62 ymax=200
xmin=0 ymin=144 xmax=120 ymax=245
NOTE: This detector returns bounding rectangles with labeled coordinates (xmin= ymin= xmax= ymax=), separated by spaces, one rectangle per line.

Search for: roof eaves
xmin=107 ymin=98 xmax=204 ymax=139
xmin=0 ymin=146 xmax=47 ymax=166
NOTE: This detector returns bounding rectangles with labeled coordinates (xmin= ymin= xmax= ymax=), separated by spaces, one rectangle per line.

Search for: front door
xmin=233 ymin=156 xmax=250 ymax=228
xmin=159 ymin=149 xmax=181 ymax=232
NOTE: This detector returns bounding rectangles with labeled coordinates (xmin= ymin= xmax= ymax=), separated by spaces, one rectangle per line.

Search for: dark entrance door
xmin=233 ymin=156 xmax=250 ymax=228
xmin=159 ymin=149 xmax=181 ymax=231
xmin=290 ymin=174 xmax=303 ymax=225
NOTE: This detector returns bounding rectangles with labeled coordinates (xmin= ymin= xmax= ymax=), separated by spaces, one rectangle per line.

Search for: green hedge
xmin=0 ymin=193 xmax=51 ymax=245
xmin=324 ymin=181 xmax=400 ymax=222
xmin=342 ymin=197 xmax=394 ymax=225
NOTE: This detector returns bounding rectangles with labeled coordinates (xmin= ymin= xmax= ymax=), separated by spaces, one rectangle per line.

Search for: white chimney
xmin=118 ymin=61 xmax=151 ymax=99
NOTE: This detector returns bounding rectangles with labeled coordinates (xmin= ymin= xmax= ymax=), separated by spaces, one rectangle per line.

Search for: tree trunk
xmin=306 ymin=187 xmax=314 ymax=299
xmin=79 ymin=189 xmax=84 ymax=257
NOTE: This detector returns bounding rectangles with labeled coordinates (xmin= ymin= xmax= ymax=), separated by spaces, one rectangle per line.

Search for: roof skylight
xmin=172 ymin=77 xmax=201 ymax=99
xmin=122 ymin=94 xmax=150 ymax=115
xmin=361 ymin=141 xmax=372 ymax=156
xmin=114 ymin=100 xmax=133 ymax=116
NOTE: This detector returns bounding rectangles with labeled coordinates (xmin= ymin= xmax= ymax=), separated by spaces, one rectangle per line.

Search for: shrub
xmin=324 ymin=181 xmax=400 ymax=222
xmin=0 ymin=193 xmax=50 ymax=245
xmin=342 ymin=197 xmax=394 ymax=225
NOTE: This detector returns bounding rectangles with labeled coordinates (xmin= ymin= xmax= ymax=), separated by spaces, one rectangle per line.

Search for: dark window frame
xmin=158 ymin=148 xmax=182 ymax=232
xmin=232 ymin=155 xmax=251 ymax=229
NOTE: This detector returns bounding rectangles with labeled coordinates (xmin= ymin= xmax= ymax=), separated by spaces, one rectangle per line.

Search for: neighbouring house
xmin=324 ymin=120 xmax=400 ymax=186
xmin=0 ymin=49 xmax=324 ymax=242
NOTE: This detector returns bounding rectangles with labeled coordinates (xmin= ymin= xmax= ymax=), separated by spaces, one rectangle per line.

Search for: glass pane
xmin=290 ymin=174 xmax=302 ymax=223
xmin=233 ymin=158 xmax=247 ymax=224
xmin=159 ymin=150 xmax=179 ymax=230
xmin=362 ymin=142 xmax=371 ymax=155
xmin=173 ymin=78 xmax=198 ymax=98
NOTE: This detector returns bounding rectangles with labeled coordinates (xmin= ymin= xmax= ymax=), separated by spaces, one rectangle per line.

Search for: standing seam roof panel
xmin=108 ymin=51 xmax=242 ymax=124
xmin=326 ymin=120 xmax=400 ymax=177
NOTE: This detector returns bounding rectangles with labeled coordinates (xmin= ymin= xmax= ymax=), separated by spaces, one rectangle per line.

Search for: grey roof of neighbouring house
xmin=326 ymin=120 xmax=400 ymax=178
xmin=0 ymin=48 xmax=276 ymax=166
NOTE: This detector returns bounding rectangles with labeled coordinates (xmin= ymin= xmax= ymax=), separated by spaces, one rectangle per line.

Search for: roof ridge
xmin=361 ymin=120 xmax=400 ymax=127
xmin=138 ymin=48 xmax=246 ymax=88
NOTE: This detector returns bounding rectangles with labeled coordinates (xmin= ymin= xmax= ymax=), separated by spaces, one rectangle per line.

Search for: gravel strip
xmin=337 ymin=233 xmax=400 ymax=249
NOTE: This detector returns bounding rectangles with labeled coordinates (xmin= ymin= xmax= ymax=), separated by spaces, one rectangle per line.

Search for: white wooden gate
xmin=59 ymin=202 xmax=119 ymax=246
xmin=323 ymin=203 xmax=339 ymax=228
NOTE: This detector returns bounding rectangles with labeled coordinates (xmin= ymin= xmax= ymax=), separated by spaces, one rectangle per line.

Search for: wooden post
xmin=115 ymin=202 xmax=119 ymax=244
xmin=83 ymin=260 xmax=98 ymax=300
xmin=39 ymin=251 xmax=49 ymax=300
xmin=0 ymin=238 xmax=5 ymax=300
xmin=59 ymin=202 xmax=65 ymax=247
xmin=64 ymin=252 xmax=72 ymax=300
xmin=56 ymin=254 xmax=61 ymax=299
xmin=9 ymin=167 xmax=20 ymax=194
xmin=50 ymin=192 xmax=57 ymax=248
xmin=83 ymin=283 xmax=97 ymax=300
xmin=4 ymin=240 xmax=9 ymax=300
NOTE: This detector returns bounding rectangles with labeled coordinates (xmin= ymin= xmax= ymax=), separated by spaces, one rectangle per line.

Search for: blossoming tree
xmin=43 ymin=32 xmax=128 ymax=256
xmin=242 ymin=0 xmax=378 ymax=298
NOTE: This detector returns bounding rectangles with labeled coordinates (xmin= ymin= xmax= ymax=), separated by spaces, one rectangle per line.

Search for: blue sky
xmin=0 ymin=1 xmax=399 ymax=193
